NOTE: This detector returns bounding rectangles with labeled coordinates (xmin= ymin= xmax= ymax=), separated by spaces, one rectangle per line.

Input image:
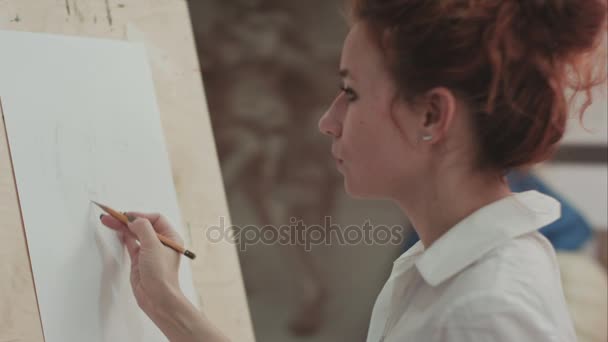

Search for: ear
xmin=418 ymin=87 xmax=456 ymax=143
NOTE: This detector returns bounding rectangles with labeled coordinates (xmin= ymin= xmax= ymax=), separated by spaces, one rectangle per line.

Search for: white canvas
xmin=0 ymin=30 xmax=199 ymax=342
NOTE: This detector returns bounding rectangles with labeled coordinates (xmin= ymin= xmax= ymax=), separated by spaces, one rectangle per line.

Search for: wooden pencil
xmin=92 ymin=201 xmax=196 ymax=260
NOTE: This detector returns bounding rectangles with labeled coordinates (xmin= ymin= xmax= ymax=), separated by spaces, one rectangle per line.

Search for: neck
xmin=395 ymin=167 xmax=512 ymax=248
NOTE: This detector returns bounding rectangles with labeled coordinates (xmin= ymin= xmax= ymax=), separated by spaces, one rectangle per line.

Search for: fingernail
xmin=122 ymin=212 xmax=136 ymax=223
xmin=184 ymin=250 xmax=196 ymax=260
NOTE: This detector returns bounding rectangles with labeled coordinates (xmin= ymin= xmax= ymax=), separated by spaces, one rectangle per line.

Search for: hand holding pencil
xmin=97 ymin=206 xmax=229 ymax=341
xmin=99 ymin=208 xmax=188 ymax=313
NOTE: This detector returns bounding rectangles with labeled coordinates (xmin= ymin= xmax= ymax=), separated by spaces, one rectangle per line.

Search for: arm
xmin=151 ymin=289 xmax=229 ymax=342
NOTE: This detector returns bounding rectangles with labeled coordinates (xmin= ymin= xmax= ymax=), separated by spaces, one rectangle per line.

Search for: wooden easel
xmin=0 ymin=1 xmax=254 ymax=341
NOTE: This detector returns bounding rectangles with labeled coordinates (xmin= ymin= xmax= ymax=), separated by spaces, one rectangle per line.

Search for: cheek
xmin=341 ymin=118 xmax=372 ymax=157
xmin=343 ymin=116 xmax=401 ymax=167
xmin=340 ymin=115 xmax=422 ymax=197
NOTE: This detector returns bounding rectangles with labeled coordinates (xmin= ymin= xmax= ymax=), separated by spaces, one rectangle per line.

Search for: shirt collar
xmin=394 ymin=191 xmax=561 ymax=287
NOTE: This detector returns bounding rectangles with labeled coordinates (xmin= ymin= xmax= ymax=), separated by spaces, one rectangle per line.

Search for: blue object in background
xmin=403 ymin=170 xmax=593 ymax=252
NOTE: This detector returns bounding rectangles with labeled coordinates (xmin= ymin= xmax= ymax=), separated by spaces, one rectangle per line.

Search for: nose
xmin=318 ymin=94 xmax=343 ymax=138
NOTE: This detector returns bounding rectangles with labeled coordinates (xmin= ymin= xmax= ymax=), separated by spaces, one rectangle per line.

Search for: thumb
xmin=128 ymin=218 xmax=161 ymax=248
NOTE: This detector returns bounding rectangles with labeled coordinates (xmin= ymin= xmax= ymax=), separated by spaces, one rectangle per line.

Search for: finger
xmin=126 ymin=211 xmax=162 ymax=223
xmin=100 ymin=214 xmax=127 ymax=231
xmin=125 ymin=211 xmax=183 ymax=244
xmin=118 ymin=226 xmax=139 ymax=242
xmin=127 ymin=218 xmax=162 ymax=248
xmin=122 ymin=231 xmax=140 ymax=261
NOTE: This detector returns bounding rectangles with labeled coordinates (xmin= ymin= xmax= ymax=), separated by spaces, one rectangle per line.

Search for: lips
xmin=332 ymin=147 xmax=343 ymax=165
xmin=331 ymin=150 xmax=340 ymax=161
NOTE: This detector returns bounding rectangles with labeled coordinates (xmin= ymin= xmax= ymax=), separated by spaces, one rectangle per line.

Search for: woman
xmin=101 ymin=0 xmax=607 ymax=341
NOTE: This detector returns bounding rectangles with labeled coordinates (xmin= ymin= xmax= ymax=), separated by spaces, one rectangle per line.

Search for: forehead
xmin=340 ymin=23 xmax=390 ymax=81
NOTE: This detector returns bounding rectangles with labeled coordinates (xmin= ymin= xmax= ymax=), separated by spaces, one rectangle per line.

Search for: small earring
xmin=422 ymin=135 xmax=433 ymax=141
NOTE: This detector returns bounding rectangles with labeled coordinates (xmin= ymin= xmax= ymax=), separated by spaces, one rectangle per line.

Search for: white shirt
xmin=367 ymin=191 xmax=577 ymax=342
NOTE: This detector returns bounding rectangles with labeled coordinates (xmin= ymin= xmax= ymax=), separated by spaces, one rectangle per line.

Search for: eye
xmin=340 ymin=85 xmax=358 ymax=102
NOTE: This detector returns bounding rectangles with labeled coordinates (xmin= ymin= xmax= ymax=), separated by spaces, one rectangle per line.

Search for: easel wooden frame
xmin=0 ymin=1 xmax=254 ymax=341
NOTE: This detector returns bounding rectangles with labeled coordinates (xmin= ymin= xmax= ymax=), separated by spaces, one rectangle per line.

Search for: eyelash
xmin=340 ymin=85 xmax=358 ymax=102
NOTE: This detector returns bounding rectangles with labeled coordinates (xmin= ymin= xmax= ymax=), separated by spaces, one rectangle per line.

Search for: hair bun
xmin=516 ymin=0 xmax=607 ymax=57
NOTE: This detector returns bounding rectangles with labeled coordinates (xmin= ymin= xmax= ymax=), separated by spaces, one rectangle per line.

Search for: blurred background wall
xmin=187 ymin=1 xmax=607 ymax=341
xmin=187 ymin=1 xmax=408 ymax=340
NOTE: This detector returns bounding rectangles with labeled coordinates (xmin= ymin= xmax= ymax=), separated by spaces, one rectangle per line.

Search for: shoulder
xmin=432 ymin=289 xmax=559 ymax=341
xmin=431 ymin=233 xmax=574 ymax=341
xmin=440 ymin=232 xmax=560 ymax=299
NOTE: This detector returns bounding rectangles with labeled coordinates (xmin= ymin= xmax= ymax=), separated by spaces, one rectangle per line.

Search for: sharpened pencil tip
xmin=91 ymin=200 xmax=104 ymax=208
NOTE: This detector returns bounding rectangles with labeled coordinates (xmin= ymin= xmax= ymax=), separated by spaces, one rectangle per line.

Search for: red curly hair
xmin=349 ymin=0 xmax=607 ymax=171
